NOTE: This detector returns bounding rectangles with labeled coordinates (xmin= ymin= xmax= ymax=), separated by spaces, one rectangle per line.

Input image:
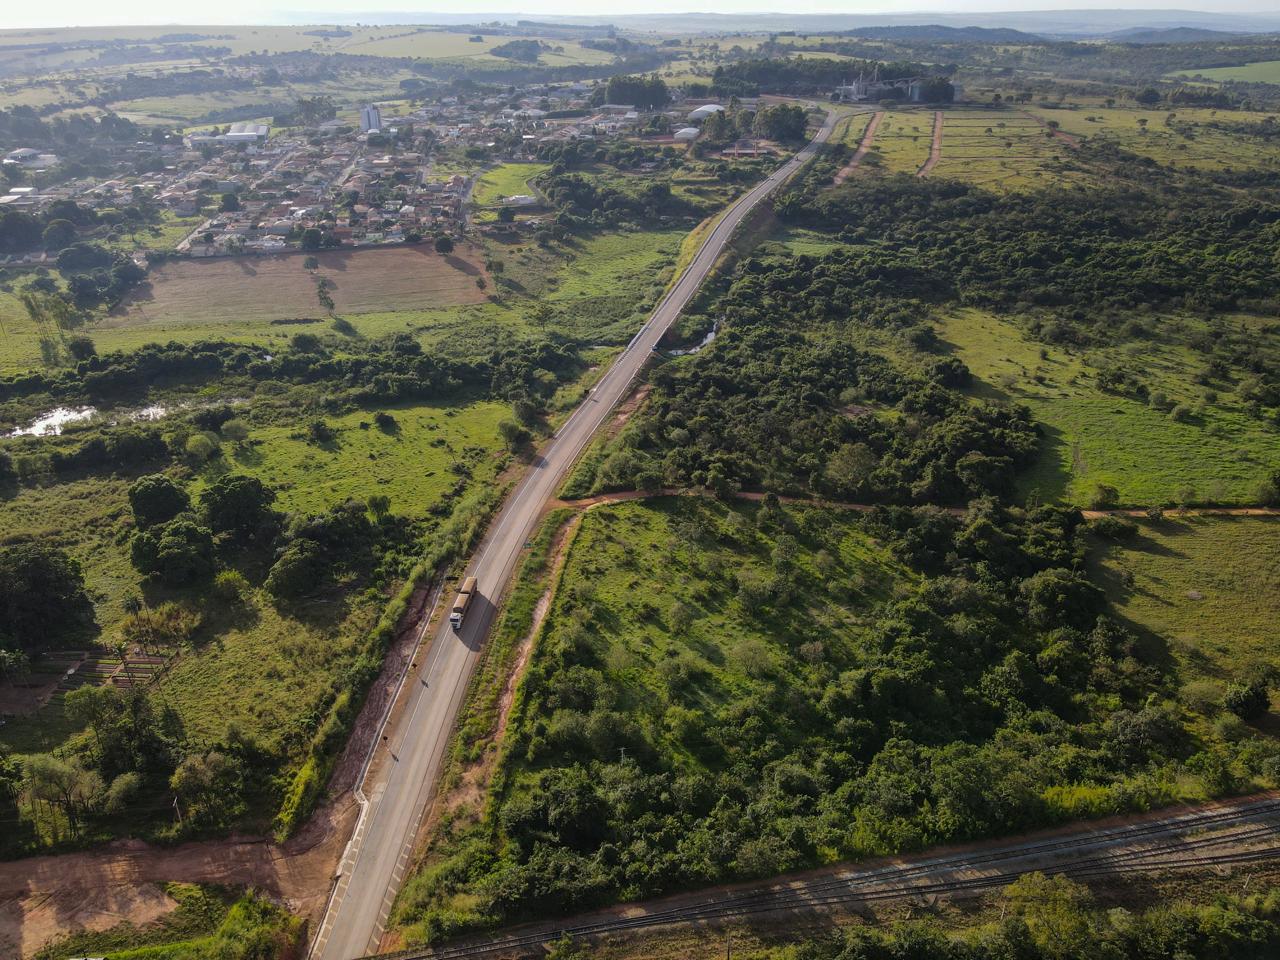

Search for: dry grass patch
xmin=111 ymin=244 xmax=489 ymax=331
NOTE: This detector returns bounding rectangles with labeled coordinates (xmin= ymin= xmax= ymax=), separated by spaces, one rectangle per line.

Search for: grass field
xmin=485 ymin=226 xmax=685 ymax=343
xmin=1091 ymin=515 xmax=1280 ymax=734
xmin=863 ymin=109 xmax=934 ymax=174
xmin=471 ymin=162 xmax=550 ymax=207
xmin=1027 ymin=105 xmax=1280 ymax=173
xmin=838 ymin=107 xmax=1077 ymax=190
xmin=929 ymin=111 xmax=1076 ymax=190
xmin=471 ymin=162 xmax=551 ymax=223
xmin=910 ymin=309 xmax=1280 ymax=506
xmin=196 ymin=400 xmax=510 ymax=519
xmin=1171 ymin=60 xmax=1280 ymax=84
xmin=0 ymin=396 xmax=509 ymax=758
xmin=336 ymin=29 xmax=617 ymax=66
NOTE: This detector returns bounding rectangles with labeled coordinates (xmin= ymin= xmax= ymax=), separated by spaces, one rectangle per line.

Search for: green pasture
xmin=1171 ymin=60 xmax=1280 ymax=84
xmin=1091 ymin=515 xmax=1280 ymax=734
xmin=471 ymin=162 xmax=550 ymax=208
xmin=930 ymin=309 xmax=1280 ymax=507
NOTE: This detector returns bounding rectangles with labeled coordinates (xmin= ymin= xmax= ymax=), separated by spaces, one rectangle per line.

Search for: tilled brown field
xmin=112 ymin=244 xmax=489 ymax=327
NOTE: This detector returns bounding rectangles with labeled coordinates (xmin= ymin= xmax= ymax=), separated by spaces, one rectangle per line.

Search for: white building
xmin=360 ymin=104 xmax=382 ymax=134
xmin=224 ymin=121 xmax=269 ymax=144
xmin=687 ymin=104 xmax=725 ymax=122
xmin=3 ymin=147 xmax=58 ymax=169
xmin=673 ymin=127 xmax=700 ymax=142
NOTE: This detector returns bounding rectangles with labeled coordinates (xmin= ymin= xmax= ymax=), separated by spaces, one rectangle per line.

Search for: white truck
xmin=450 ymin=576 xmax=478 ymax=629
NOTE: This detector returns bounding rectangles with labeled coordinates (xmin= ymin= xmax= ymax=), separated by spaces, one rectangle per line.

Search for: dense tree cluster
xmin=539 ymin=172 xmax=698 ymax=227
xmin=490 ymin=39 xmax=546 ymax=63
xmin=711 ymin=57 xmax=942 ymax=97
xmin=0 ymin=543 xmax=94 ymax=657
xmin=787 ymin=176 xmax=1280 ymax=315
xmin=597 ymin=254 xmax=1039 ymax=503
xmin=602 ymin=73 xmax=670 ymax=110
xmin=0 ymin=332 xmax=582 ymax=416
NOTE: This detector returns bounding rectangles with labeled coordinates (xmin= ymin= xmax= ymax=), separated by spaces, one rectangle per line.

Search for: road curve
xmin=311 ymin=108 xmax=838 ymax=960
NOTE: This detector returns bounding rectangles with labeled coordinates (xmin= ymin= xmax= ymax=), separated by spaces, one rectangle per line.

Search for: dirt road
xmin=833 ymin=111 xmax=884 ymax=184
xmin=918 ymin=111 xmax=944 ymax=176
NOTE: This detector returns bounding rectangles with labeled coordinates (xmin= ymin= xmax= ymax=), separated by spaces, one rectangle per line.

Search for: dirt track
xmin=918 ymin=111 xmax=944 ymax=176
xmin=554 ymin=487 xmax=1280 ymax=521
xmin=1023 ymin=110 xmax=1081 ymax=147
xmin=833 ymin=112 xmax=884 ymax=184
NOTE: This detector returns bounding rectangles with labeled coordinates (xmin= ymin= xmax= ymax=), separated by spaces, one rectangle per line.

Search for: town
xmin=2 ymin=82 xmax=800 ymax=264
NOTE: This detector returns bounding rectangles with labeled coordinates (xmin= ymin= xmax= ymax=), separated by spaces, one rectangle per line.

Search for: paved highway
xmin=311 ymin=107 xmax=837 ymax=960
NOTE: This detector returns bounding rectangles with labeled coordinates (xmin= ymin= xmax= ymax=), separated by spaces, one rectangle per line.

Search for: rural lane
xmin=310 ymin=108 xmax=839 ymax=960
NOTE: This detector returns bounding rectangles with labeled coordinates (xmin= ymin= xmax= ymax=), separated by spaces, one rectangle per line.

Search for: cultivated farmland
xmin=110 ymin=245 xmax=489 ymax=331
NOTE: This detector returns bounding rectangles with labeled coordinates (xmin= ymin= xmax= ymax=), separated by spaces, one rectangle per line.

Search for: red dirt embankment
xmin=0 ymin=797 xmax=356 ymax=958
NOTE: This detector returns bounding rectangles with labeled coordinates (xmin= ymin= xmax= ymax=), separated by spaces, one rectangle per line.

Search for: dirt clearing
xmin=0 ymin=793 xmax=356 ymax=957
xmin=112 ymin=244 xmax=489 ymax=329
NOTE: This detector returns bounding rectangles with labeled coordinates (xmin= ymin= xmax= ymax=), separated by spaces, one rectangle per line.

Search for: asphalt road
xmin=311 ymin=108 xmax=837 ymax=960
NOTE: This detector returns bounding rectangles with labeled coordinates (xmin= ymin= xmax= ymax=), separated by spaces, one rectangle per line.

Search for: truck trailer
xmin=450 ymin=576 xmax=478 ymax=629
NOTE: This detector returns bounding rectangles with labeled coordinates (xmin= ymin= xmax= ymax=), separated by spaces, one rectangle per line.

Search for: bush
xmin=131 ymin=515 xmax=216 ymax=586
xmin=184 ymin=433 xmax=219 ymax=464
xmin=1090 ymin=515 xmax=1137 ymax=540
xmin=1089 ymin=483 xmax=1121 ymax=510
xmin=0 ymin=543 xmax=93 ymax=653
xmin=1224 ymin=677 xmax=1270 ymax=721
xmin=264 ymin=538 xmax=326 ymax=599
xmin=211 ymin=569 xmax=251 ymax=603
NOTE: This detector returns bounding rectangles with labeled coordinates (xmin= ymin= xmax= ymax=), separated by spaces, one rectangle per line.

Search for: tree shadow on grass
xmin=231 ymin=444 xmax=264 ymax=467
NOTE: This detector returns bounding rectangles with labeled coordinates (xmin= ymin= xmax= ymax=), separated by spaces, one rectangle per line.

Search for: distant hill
xmin=1106 ymin=27 xmax=1247 ymax=43
xmin=842 ymin=25 xmax=1044 ymax=43
xmin=325 ymin=10 xmax=1280 ymax=37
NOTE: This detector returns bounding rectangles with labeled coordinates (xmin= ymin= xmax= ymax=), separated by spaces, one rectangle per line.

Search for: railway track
xmin=365 ymin=795 xmax=1280 ymax=960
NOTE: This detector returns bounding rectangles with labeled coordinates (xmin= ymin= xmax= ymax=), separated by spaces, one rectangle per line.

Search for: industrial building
xmin=687 ymin=103 xmax=726 ymax=122
xmin=360 ymin=104 xmax=382 ymax=134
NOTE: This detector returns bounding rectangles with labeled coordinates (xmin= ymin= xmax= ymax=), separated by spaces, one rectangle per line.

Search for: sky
xmin=1 ymin=0 xmax=1278 ymax=31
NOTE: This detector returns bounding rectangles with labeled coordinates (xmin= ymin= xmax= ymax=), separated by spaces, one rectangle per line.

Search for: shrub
xmin=184 ymin=432 xmax=219 ymax=464
xmin=211 ymin=569 xmax=251 ymax=603
xmin=1089 ymin=483 xmax=1121 ymax=510
xmin=1224 ymin=677 xmax=1270 ymax=721
xmin=1090 ymin=515 xmax=1137 ymax=540
xmin=130 ymin=515 xmax=216 ymax=586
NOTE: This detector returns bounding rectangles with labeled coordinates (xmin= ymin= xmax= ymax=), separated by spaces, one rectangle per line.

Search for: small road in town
xmin=310 ymin=107 xmax=839 ymax=960
xmin=367 ymin=792 xmax=1280 ymax=959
